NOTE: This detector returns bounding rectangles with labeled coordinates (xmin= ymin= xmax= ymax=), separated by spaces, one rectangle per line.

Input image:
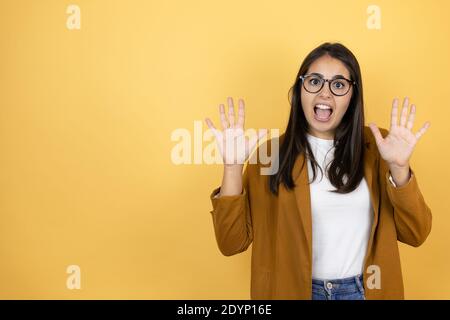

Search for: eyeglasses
xmin=299 ymin=74 xmax=356 ymax=96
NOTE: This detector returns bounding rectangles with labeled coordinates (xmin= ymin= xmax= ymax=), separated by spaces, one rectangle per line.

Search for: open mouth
xmin=314 ymin=104 xmax=333 ymax=122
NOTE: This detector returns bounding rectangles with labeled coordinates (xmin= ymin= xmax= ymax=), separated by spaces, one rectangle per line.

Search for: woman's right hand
xmin=205 ymin=97 xmax=267 ymax=169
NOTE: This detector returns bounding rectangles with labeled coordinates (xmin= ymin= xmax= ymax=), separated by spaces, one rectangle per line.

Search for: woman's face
xmin=300 ymin=55 xmax=353 ymax=140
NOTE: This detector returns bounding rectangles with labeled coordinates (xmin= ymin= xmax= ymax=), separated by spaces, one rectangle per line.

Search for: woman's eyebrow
xmin=310 ymin=72 xmax=347 ymax=79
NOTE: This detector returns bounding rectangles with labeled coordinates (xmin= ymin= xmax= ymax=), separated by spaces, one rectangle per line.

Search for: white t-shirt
xmin=306 ymin=133 xmax=373 ymax=280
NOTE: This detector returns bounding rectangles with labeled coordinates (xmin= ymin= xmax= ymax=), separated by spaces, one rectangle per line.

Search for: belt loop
xmin=355 ymin=274 xmax=365 ymax=295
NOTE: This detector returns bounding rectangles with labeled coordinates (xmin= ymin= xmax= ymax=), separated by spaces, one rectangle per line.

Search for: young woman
xmin=205 ymin=42 xmax=432 ymax=300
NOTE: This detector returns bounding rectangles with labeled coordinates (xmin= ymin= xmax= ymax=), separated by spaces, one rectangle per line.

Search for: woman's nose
xmin=318 ymin=81 xmax=333 ymax=97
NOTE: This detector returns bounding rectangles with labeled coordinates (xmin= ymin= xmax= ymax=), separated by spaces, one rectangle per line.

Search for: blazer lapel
xmin=364 ymin=141 xmax=380 ymax=231
xmin=292 ymin=152 xmax=312 ymax=255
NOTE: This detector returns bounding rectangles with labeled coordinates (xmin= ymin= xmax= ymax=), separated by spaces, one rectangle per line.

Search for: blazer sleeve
xmin=209 ymin=166 xmax=253 ymax=256
xmin=385 ymin=167 xmax=432 ymax=247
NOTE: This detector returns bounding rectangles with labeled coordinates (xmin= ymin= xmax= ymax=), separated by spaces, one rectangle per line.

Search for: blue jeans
xmin=312 ymin=274 xmax=365 ymax=300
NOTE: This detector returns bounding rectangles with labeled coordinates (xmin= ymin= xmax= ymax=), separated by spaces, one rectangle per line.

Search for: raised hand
xmin=205 ymin=97 xmax=267 ymax=167
xmin=368 ymin=97 xmax=430 ymax=168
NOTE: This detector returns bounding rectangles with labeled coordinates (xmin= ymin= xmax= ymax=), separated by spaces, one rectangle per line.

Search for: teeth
xmin=315 ymin=104 xmax=332 ymax=110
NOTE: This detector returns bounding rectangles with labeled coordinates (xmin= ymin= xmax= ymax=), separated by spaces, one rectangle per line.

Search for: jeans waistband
xmin=312 ymin=274 xmax=363 ymax=285
xmin=312 ymin=274 xmax=365 ymax=299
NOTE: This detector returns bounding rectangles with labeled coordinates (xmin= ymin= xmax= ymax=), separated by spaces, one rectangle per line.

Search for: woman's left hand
xmin=368 ymin=97 xmax=430 ymax=168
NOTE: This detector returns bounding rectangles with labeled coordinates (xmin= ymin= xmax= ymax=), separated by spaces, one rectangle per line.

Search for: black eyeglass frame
xmin=299 ymin=74 xmax=356 ymax=96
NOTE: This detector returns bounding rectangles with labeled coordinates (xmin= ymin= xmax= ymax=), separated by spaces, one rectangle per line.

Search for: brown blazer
xmin=209 ymin=126 xmax=432 ymax=299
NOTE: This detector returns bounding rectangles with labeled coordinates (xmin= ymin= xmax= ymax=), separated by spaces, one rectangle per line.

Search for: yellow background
xmin=0 ymin=0 xmax=448 ymax=299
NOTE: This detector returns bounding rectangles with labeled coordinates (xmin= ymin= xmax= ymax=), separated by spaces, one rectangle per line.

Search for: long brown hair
xmin=269 ymin=42 xmax=366 ymax=195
